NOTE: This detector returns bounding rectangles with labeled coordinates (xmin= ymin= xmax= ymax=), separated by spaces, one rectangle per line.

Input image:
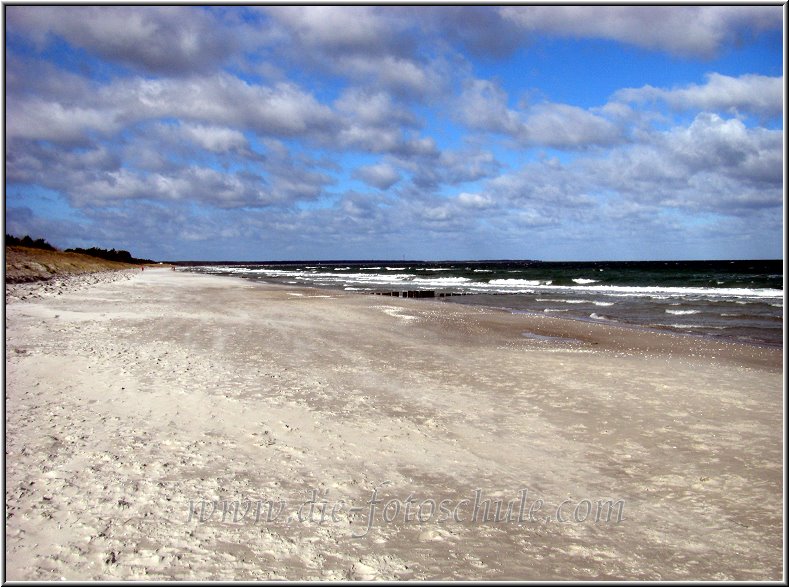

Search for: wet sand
xmin=4 ymin=268 xmax=783 ymax=580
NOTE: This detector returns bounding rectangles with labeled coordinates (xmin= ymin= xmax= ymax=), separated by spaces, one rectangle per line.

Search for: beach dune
xmin=4 ymin=268 xmax=783 ymax=580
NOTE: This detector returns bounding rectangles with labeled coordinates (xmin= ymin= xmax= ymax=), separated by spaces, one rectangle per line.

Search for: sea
xmin=181 ymin=260 xmax=784 ymax=347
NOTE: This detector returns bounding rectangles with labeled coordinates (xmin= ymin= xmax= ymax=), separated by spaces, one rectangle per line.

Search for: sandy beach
xmin=4 ymin=268 xmax=783 ymax=580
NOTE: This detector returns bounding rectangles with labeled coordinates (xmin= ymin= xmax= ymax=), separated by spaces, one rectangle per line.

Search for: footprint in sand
xmin=348 ymin=561 xmax=378 ymax=580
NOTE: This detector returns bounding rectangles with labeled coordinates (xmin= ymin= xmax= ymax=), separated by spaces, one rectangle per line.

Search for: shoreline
xmin=494 ymin=303 xmax=784 ymax=353
xmin=184 ymin=265 xmax=783 ymax=348
xmin=195 ymin=271 xmax=784 ymax=365
xmin=5 ymin=268 xmax=783 ymax=580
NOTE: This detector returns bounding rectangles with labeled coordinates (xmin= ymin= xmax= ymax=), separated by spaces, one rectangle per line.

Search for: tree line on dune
xmin=5 ymin=234 xmax=57 ymax=251
xmin=6 ymin=234 xmax=154 ymax=264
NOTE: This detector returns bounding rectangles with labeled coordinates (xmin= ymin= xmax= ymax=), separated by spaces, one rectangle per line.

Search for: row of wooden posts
xmin=369 ymin=290 xmax=466 ymax=298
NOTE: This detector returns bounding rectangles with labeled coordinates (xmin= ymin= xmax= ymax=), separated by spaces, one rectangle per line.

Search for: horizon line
xmin=165 ymin=258 xmax=784 ymax=264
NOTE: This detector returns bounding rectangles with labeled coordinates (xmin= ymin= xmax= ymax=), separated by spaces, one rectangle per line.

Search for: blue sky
xmin=4 ymin=5 xmax=784 ymax=261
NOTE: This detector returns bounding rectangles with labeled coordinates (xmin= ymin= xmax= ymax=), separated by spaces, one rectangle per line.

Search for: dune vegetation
xmin=5 ymin=245 xmax=141 ymax=283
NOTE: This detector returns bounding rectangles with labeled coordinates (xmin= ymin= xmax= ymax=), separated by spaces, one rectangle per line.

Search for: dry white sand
xmin=4 ymin=268 xmax=783 ymax=580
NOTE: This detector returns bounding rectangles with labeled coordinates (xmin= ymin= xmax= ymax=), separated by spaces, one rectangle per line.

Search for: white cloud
xmin=456 ymin=78 xmax=622 ymax=148
xmin=456 ymin=193 xmax=495 ymax=209
xmin=596 ymin=113 xmax=783 ymax=204
xmin=523 ymin=103 xmax=622 ymax=148
xmin=111 ymin=75 xmax=338 ymax=138
xmin=409 ymin=6 xmax=523 ymax=58
xmin=399 ymin=147 xmax=500 ymax=190
xmin=456 ymin=79 xmax=522 ymax=135
xmin=6 ymin=6 xmax=238 ymax=74
xmin=613 ymin=73 xmax=783 ymax=118
xmin=329 ymin=54 xmax=446 ymax=99
xmin=7 ymin=73 xmax=339 ymax=143
xmin=5 ymin=98 xmax=122 ymax=142
xmin=261 ymin=6 xmax=446 ymax=98
xmin=335 ymin=89 xmax=419 ymax=128
xmin=263 ymin=6 xmax=397 ymax=54
xmin=179 ymin=123 xmax=249 ymax=153
xmin=499 ymin=6 xmax=781 ymax=57
xmin=353 ymin=163 xmax=401 ymax=190
xmin=65 ymin=165 xmax=311 ymax=209
xmin=487 ymin=112 xmax=783 ymax=218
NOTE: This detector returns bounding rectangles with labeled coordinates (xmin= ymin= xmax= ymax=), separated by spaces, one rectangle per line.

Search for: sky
xmin=3 ymin=4 xmax=785 ymax=261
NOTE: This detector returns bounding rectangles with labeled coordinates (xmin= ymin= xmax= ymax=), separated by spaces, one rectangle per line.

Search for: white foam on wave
xmin=536 ymin=298 xmax=588 ymax=304
xmin=228 ymin=267 xmax=304 ymax=278
xmin=572 ymin=278 xmax=599 ymax=284
xmin=479 ymin=280 xmax=781 ymax=300
xmin=411 ymin=276 xmax=472 ymax=286
xmin=593 ymin=301 xmax=615 ymax=306
xmin=192 ymin=266 xmax=783 ymax=304
xmin=534 ymin=284 xmax=781 ymax=300
xmin=665 ymin=309 xmax=700 ymax=315
xmin=488 ymin=279 xmax=546 ymax=287
xmin=543 ymin=308 xmax=568 ymax=313
xmin=667 ymin=324 xmax=728 ymax=330
xmin=293 ymin=272 xmax=473 ymax=289
xmin=589 ymin=313 xmax=609 ymax=321
xmin=205 ymin=266 xmax=259 ymax=274
xmin=341 ymin=273 xmax=409 ymax=283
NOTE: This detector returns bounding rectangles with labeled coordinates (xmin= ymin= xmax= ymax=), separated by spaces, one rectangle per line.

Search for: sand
xmin=4 ymin=268 xmax=783 ymax=580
